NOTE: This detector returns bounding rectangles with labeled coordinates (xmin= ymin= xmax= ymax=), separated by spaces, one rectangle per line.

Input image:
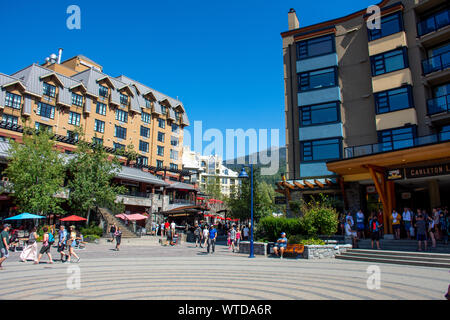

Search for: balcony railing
xmin=417 ymin=9 xmax=450 ymax=37
xmin=427 ymin=94 xmax=450 ymax=115
xmin=344 ymin=132 xmax=450 ymax=159
xmin=422 ymin=50 xmax=450 ymax=75
xmin=170 ymin=199 xmax=196 ymax=205
xmin=121 ymin=191 xmax=150 ymax=198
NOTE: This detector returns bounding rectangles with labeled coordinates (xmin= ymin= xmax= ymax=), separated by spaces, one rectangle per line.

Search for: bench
xmin=272 ymin=244 xmax=305 ymax=259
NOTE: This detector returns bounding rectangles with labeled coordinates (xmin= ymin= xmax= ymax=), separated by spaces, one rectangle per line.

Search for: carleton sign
xmin=405 ymin=162 xmax=450 ymax=179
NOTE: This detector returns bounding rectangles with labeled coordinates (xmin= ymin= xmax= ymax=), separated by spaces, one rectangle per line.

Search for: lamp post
xmin=238 ymin=164 xmax=254 ymax=258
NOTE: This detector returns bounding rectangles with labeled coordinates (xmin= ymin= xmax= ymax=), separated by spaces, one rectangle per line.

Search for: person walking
xmin=164 ymin=220 xmax=170 ymax=237
xmin=66 ymin=226 xmax=80 ymax=263
xmin=20 ymin=227 xmax=38 ymax=262
xmin=207 ymin=225 xmax=217 ymax=254
xmin=227 ymin=228 xmax=232 ymax=250
xmin=114 ymin=227 xmax=122 ymax=251
xmin=170 ymin=221 xmax=176 ymax=242
xmin=160 ymin=221 xmax=165 ymax=239
xmin=235 ymin=227 xmax=241 ymax=252
xmin=202 ymin=225 xmax=209 ymax=248
xmin=391 ymin=210 xmax=401 ymax=240
xmin=57 ymin=225 xmax=68 ymax=263
xmin=230 ymin=225 xmax=237 ymax=253
xmin=369 ymin=215 xmax=382 ymax=250
xmin=194 ymin=224 xmax=202 ymax=248
xmin=415 ymin=214 xmax=427 ymax=251
xmin=243 ymin=225 xmax=249 ymax=241
xmin=34 ymin=227 xmax=53 ymax=264
xmin=109 ymin=223 xmax=116 ymax=242
xmin=0 ymin=224 xmax=11 ymax=270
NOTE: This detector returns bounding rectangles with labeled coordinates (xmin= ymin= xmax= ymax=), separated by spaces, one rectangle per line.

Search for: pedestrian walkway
xmin=0 ymin=242 xmax=447 ymax=300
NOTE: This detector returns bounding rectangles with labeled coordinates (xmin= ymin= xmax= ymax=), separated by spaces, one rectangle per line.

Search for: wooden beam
xmin=276 ymin=182 xmax=285 ymax=189
xmin=325 ymin=179 xmax=333 ymax=186
xmin=283 ymin=182 xmax=296 ymax=190
xmin=303 ymin=180 xmax=315 ymax=189
xmin=293 ymin=181 xmax=305 ymax=189
xmin=364 ymin=164 xmax=386 ymax=174
xmin=314 ymin=179 xmax=324 ymax=188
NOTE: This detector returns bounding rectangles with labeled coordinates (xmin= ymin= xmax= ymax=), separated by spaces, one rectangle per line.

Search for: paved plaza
xmin=0 ymin=241 xmax=448 ymax=300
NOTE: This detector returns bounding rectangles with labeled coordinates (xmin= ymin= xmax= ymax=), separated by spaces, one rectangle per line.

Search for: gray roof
xmin=166 ymin=181 xmax=198 ymax=191
xmin=116 ymin=166 xmax=169 ymax=186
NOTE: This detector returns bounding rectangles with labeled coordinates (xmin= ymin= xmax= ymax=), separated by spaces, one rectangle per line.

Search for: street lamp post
xmin=238 ymin=164 xmax=254 ymax=258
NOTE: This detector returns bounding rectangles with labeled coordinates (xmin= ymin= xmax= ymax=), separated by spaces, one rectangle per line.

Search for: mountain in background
xmin=223 ymin=146 xmax=286 ymax=187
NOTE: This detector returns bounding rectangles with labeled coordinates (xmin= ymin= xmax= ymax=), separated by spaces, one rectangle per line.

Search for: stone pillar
xmin=346 ymin=182 xmax=361 ymax=214
xmin=428 ymin=179 xmax=441 ymax=208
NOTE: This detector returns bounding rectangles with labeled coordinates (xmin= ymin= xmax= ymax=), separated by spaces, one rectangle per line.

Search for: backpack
xmin=48 ymin=232 xmax=55 ymax=244
xmin=370 ymin=220 xmax=378 ymax=232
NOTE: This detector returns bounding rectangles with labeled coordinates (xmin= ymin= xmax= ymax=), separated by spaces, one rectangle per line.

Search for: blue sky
xmin=1 ymin=0 xmax=376 ymax=157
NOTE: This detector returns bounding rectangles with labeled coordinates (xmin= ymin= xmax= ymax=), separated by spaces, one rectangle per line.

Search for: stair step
xmin=340 ymin=252 xmax=450 ymax=264
xmin=348 ymin=249 xmax=450 ymax=259
xmin=335 ymin=255 xmax=450 ymax=268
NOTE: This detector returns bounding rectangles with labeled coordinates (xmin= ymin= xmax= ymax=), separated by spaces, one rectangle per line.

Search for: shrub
xmin=287 ymin=235 xmax=325 ymax=245
xmin=84 ymin=234 xmax=100 ymax=242
xmin=301 ymin=198 xmax=338 ymax=236
xmin=80 ymin=225 xmax=103 ymax=237
xmin=255 ymin=216 xmax=303 ymax=242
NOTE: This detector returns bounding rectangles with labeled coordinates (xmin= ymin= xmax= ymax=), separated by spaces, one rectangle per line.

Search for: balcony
xmin=422 ymin=50 xmax=450 ymax=75
xmin=116 ymin=191 xmax=152 ymax=207
xmin=169 ymin=199 xmax=196 ymax=206
xmin=417 ymin=9 xmax=450 ymax=37
xmin=344 ymin=132 xmax=450 ymax=159
xmin=427 ymin=94 xmax=450 ymax=115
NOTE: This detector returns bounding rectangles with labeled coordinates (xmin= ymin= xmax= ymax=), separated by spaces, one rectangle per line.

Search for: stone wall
xmin=345 ymin=182 xmax=361 ymax=213
xmin=302 ymin=244 xmax=352 ymax=259
xmin=239 ymin=241 xmax=268 ymax=256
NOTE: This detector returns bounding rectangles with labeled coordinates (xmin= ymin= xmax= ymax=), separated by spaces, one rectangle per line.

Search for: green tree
xmin=4 ymin=128 xmax=66 ymax=215
xmin=227 ymin=167 xmax=275 ymax=222
xmin=203 ymin=176 xmax=222 ymax=200
xmin=67 ymin=128 xmax=126 ymax=224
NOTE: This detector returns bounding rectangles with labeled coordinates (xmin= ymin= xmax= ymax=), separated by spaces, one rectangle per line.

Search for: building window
xmin=158 ymin=118 xmax=165 ymax=128
xmin=115 ymin=109 xmax=128 ymax=123
xmin=170 ymin=149 xmax=178 ymax=160
xmin=99 ymin=85 xmax=108 ymax=98
xmin=67 ymin=130 xmax=79 ymax=142
xmin=43 ymin=83 xmax=56 ymax=97
xmin=145 ymin=98 xmax=151 ymax=108
xmin=137 ymin=156 xmax=148 ymax=166
xmin=72 ymin=93 xmax=83 ymax=107
xmin=374 ymin=86 xmax=414 ymax=114
xmin=368 ymin=12 xmax=404 ymax=41
xmin=172 ymin=123 xmax=179 ymax=132
xmin=440 ymin=124 xmax=450 ymax=141
xmin=157 ymin=146 xmax=164 ymax=156
xmin=170 ymin=163 xmax=178 ymax=170
xmin=298 ymin=67 xmax=337 ymax=92
xmin=370 ymin=48 xmax=408 ymax=76
xmin=301 ymin=138 xmax=342 ymax=162
xmin=156 ymin=160 xmax=164 ymax=168
xmin=141 ymin=111 xmax=151 ymax=124
xmin=2 ymin=114 xmax=18 ymax=125
xmin=222 ymin=178 xmax=228 ymax=184
xmin=378 ymin=126 xmax=416 ymax=151
xmin=96 ymin=102 xmax=107 ymax=116
xmin=92 ymin=137 xmax=103 ymax=146
xmin=171 ymin=136 xmax=179 ymax=147
xmin=68 ymin=111 xmax=81 ymax=126
xmin=422 ymin=42 xmax=450 ymax=75
xmin=114 ymin=125 xmax=127 ymax=139
xmin=37 ymin=102 xmax=55 ymax=119
xmin=113 ymin=142 xmax=125 ymax=151
xmin=140 ymin=126 xmax=150 ymax=138
xmin=139 ymin=140 xmax=149 ymax=153
xmin=417 ymin=8 xmax=450 ymax=37
xmin=157 ymin=132 xmax=165 ymax=143
xmin=300 ymin=101 xmax=340 ymax=126
xmin=296 ymin=34 xmax=335 ymax=60
xmin=5 ymin=92 xmax=21 ymax=109
xmin=161 ymin=106 xmax=167 ymax=115
xmin=94 ymin=119 xmax=105 ymax=133
xmin=175 ymin=112 xmax=181 ymax=120
xmin=35 ymin=122 xmax=52 ymax=132
xmin=120 ymin=93 xmax=128 ymax=105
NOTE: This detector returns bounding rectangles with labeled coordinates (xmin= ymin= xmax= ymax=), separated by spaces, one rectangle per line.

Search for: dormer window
xmin=43 ymin=82 xmax=56 ymax=97
xmin=175 ymin=111 xmax=181 ymax=120
xmin=72 ymin=93 xmax=83 ymax=107
xmin=99 ymin=85 xmax=108 ymax=98
xmin=145 ymin=98 xmax=151 ymax=108
xmin=161 ymin=106 xmax=167 ymax=115
xmin=120 ymin=93 xmax=128 ymax=106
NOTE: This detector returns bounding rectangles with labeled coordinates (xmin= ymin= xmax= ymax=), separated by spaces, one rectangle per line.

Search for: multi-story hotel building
xmin=182 ymin=146 xmax=239 ymax=198
xmin=280 ymin=0 xmax=449 ymax=233
xmin=0 ymin=53 xmax=189 ymax=172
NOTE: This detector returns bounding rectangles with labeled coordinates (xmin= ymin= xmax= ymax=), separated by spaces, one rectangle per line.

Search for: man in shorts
xmin=415 ymin=214 xmax=427 ymax=251
xmin=369 ymin=215 xmax=382 ymax=250
xmin=0 ymin=224 xmax=11 ymax=269
xmin=273 ymin=232 xmax=288 ymax=259
xmin=58 ymin=225 xmax=68 ymax=263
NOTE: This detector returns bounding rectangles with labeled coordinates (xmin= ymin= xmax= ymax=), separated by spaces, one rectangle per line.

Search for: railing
xmin=417 ymin=9 xmax=450 ymax=37
xmin=422 ymin=50 xmax=450 ymax=75
xmin=170 ymin=199 xmax=196 ymax=205
xmin=344 ymin=132 xmax=450 ymax=159
xmin=427 ymin=94 xmax=450 ymax=115
xmin=120 ymin=191 xmax=150 ymax=198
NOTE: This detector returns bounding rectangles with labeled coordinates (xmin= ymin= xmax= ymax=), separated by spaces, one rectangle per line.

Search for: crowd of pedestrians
xmin=340 ymin=206 xmax=450 ymax=250
xmin=0 ymin=223 xmax=83 ymax=269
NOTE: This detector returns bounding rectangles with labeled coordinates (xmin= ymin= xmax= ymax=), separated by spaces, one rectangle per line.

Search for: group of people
xmin=342 ymin=206 xmax=450 ymax=251
xmin=109 ymin=223 xmax=122 ymax=251
xmin=193 ymin=223 xmax=218 ymax=254
xmin=0 ymin=224 xmax=82 ymax=269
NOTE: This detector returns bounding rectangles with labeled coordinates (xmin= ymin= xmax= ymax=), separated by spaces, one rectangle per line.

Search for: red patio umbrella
xmin=60 ymin=215 xmax=87 ymax=222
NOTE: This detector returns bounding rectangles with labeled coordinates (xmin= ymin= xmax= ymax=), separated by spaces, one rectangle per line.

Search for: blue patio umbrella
xmin=4 ymin=213 xmax=45 ymax=220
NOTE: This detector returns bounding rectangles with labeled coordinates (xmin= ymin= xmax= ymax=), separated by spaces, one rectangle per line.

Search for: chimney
xmin=288 ymin=8 xmax=299 ymax=31
xmin=57 ymin=48 xmax=63 ymax=64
